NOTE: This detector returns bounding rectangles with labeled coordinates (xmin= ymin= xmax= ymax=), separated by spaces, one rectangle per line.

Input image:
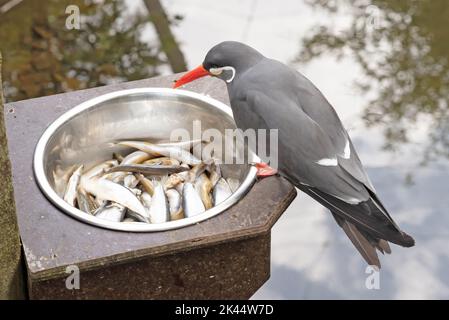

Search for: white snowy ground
xmin=127 ymin=0 xmax=449 ymax=299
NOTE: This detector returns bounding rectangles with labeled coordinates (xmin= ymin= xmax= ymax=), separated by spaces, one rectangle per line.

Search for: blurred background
xmin=1 ymin=0 xmax=448 ymax=299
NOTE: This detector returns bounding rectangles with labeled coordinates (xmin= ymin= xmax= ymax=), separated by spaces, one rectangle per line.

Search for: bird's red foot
xmin=255 ymin=162 xmax=277 ymax=178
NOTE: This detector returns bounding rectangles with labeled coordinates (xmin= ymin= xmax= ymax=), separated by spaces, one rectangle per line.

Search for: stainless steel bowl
xmin=33 ymin=88 xmax=259 ymax=232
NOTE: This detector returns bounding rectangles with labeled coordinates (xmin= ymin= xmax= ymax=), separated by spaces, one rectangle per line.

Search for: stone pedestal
xmin=4 ymin=75 xmax=296 ymax=299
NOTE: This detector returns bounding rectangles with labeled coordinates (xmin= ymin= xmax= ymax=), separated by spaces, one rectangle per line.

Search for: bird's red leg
xmin=255 ymin=162 xmax=278 ymax=178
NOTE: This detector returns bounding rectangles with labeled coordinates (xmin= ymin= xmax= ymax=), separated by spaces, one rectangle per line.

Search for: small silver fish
xmin=140 ymin=192 xmax=152 ymax=210
xmin=213 ymin=178 xmax=233 ymax=206
xmin=156 ymin=138 xmax=204 ymax=151
xmin=127 ymin=188 xmax=142 ymax=197
xmin=135 ymin=174 xmax=154 ymax=196
xmin=163 ymin=173 xmax=185 ymax=189
xmin=188 ymin=162 xmax=208 ymax=182
xmin=76 ymin=190 xmax=89 ymax=213
xmin=107 ymin=164 xmax=189 ymax=175
xmin=175 ymin=182 xmax=184 ymax=195
xmin=208 ymin=163 xmax=222 ymax=188
xmin=94 ymin=196 xmax=106 ymax=208
xmin=130 ymin=192 xmax=152 ymax=223
xmin=182 ymin=182 xmax=205 ymax=218
xmin=123 ymin=174 xmax=139 ymax=189
xmin=95 ymin=203 xmax=126 ymax=222
xmin=83 ymin=160 xmax=118 ymax=179
xmin=81 ymin=176 xmax=148 ymax=219
xmin=148 ymin=181 xmax=170 ymax=223
xmin=101 ymin=171 xmax=124 ymax=183
xmin=164 ymin=163 xmax=204 ymax=189
xmin=143 ymin=157 xmax=180 ymax=166
xmin=76 ymin=187 xmax=97 ymax=214
xmin=166 ymin=189 xmax=184 ymax=220
xmin=121 ymin=150 xmax=153 ymax=165
xmin=118 ymin=141 xmax=201 ymax=165
xmin=63 ymin=165 xmax=84 ymax=206
xmin=194 ymin=173 xmax=213 ymax=209
xmin=107 ymin=151 xmax=152 ymax=182
xmin=126 ymin=209 xmax=151 ymax=223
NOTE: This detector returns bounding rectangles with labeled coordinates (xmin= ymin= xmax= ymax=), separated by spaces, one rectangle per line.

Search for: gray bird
xmin=174 ymin=41 xmax=414 ymax=267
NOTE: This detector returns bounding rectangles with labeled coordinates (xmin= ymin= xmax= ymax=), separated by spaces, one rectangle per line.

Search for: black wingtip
xmin=400 ymin=232 xmax=415 ymax=247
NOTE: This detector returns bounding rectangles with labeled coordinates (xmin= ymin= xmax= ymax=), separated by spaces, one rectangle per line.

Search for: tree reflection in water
xmin=0 ymin=0 xmax=184 ymax=102
xmin=296 ymin=0 xmax=449 ymax=164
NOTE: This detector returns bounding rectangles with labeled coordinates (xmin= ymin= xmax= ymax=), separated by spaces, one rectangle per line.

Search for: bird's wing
xmin=292 ymin=69 xmax=377 ymax=193
xmin=239 ymin=86 xmax=371 ymax=204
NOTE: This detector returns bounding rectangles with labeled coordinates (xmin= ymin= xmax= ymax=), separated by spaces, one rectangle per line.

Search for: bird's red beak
xmin=173 ymin=65 xmax=210 ymax=88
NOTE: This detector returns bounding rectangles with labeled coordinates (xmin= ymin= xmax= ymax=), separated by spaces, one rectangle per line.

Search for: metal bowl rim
xmin=33 ymin=87 xmax=259 ymax=232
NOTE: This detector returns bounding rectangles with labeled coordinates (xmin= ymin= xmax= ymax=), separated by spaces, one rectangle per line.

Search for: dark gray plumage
xmin=179 ymin=41 xmax=414 ymax=267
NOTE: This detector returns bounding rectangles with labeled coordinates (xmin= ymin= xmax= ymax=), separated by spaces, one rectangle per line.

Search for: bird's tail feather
xmin=293 ymin=183 xmax=414 ymax=266
xmin=298 ymin=184 xmax=415 ymax=247
xmin=331 ymin=212 xmax=388 ymax=268
xmin=377 ymin=239 xmax=392 ymax=254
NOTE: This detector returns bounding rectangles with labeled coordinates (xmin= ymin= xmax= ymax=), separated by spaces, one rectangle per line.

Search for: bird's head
xmin=173 ymin=41 xmax=264 ymax=88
